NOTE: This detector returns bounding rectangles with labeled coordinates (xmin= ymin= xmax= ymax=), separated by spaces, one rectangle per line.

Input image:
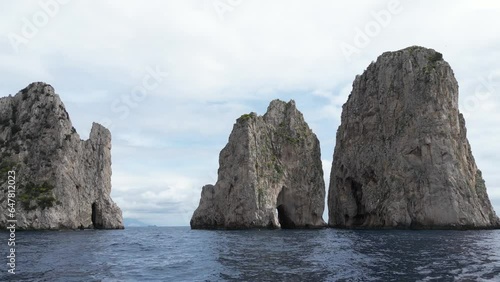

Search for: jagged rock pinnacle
xmin=328 ymin=46 xmax=500 ymax=229
xmin=0 ymin=82 xmax=123 ymax=230
xmin=191 ymin=99 xmax=326 ymax=229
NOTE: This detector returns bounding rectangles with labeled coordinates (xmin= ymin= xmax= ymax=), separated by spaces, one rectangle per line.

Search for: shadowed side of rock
xmin=328 ymin=46 xmax=500 ymax=229
xmin=0 ymin=82 xmax=123 ymax=230
xmin=191 ymin=100 xmax=326 ymax=229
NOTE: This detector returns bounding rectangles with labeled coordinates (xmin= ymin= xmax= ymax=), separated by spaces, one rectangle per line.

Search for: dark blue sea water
xmin=1 ymin=227 xmax=499 ymax=281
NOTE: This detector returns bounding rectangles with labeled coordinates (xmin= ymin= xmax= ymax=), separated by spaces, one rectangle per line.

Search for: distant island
xmin=123 ymin=218 xmax=149 ymax=227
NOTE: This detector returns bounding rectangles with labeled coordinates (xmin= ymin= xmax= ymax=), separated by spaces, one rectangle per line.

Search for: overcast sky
xmin=1 ymin=0 xmax=499 ymax=226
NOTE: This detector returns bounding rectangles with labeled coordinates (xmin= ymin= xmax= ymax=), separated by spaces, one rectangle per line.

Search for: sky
xmin=1 ymin=0 xmax=499 ymax=226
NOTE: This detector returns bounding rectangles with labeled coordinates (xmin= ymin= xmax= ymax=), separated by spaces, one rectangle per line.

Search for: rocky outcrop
xmin=0 ymin=82 xmax=123 ymax=230
xmin=191 ymin=100 xmax=326 ymax=229
xmin=328 ymin=46 xmax=500 ymax=229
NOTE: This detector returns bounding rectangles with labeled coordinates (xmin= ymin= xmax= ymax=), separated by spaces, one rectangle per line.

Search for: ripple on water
xmin=1 ymin=228 xmax=499 ymax=281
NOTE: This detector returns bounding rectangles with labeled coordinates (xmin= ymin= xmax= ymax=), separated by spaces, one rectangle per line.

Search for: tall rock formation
xmin=0 ymin=82 xmax=123 ymax=229
xmin=329 ymin=46 xmax=500 ymax=229
xmin=191 ymin=100 xmax=326 ymax=229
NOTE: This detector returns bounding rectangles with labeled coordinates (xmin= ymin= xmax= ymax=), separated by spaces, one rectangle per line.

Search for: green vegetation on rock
xmin=425 ymin=51 xmax=443 ymax=74
xmin=475 ymin=170 xmax=487 ymax=193
xmin=407 ymin=46 xmax=421 ymax=55
xmin=428 ymin=51 xmax=443 ymax=63
xmin=0 ymin=160 xmax=17 ymax=183
xmin=19 ymin=181 xmax=58 ymax=210
xmin=238 ymin=113 xmax=254 ymax=122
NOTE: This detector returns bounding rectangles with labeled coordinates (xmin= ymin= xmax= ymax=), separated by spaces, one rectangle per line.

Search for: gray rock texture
xmin=0 ymin=82 xmax=123 ymax=230
xmin=191 ymin=100 xmax=326 ymax=229
xmin=329 ymin=46 xmax=500 ymax=229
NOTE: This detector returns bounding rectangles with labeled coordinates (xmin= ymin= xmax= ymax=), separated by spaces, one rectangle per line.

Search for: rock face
xmin=0 ymin=82 xmax=123 ymax=230
xmin=191 ymin=100 xmax=326 ymax=229
xmin=329 ymin=46 xmax=500 ymax=229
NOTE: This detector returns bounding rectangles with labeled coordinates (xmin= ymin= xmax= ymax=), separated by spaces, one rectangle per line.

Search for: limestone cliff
xmin=329 ymin=46 xmax=500 ymax=229
xmin=191 ymin=100 xmax=326 ymax=229
xmin=0 ymin=82 xmax=123 ymax=230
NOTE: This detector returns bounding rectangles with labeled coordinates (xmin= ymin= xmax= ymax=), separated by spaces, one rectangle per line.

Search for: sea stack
xmin=191 ymin=100 xmax=326 ymax=229
xmin=329 ymin=46 xmax=500 ymax=229
xmin=0 ymin=82 xmax=123 ymax=230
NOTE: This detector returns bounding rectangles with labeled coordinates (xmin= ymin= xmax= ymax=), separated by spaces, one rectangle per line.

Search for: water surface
xmin=1 ymin=227 xmax=499 ymax=281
